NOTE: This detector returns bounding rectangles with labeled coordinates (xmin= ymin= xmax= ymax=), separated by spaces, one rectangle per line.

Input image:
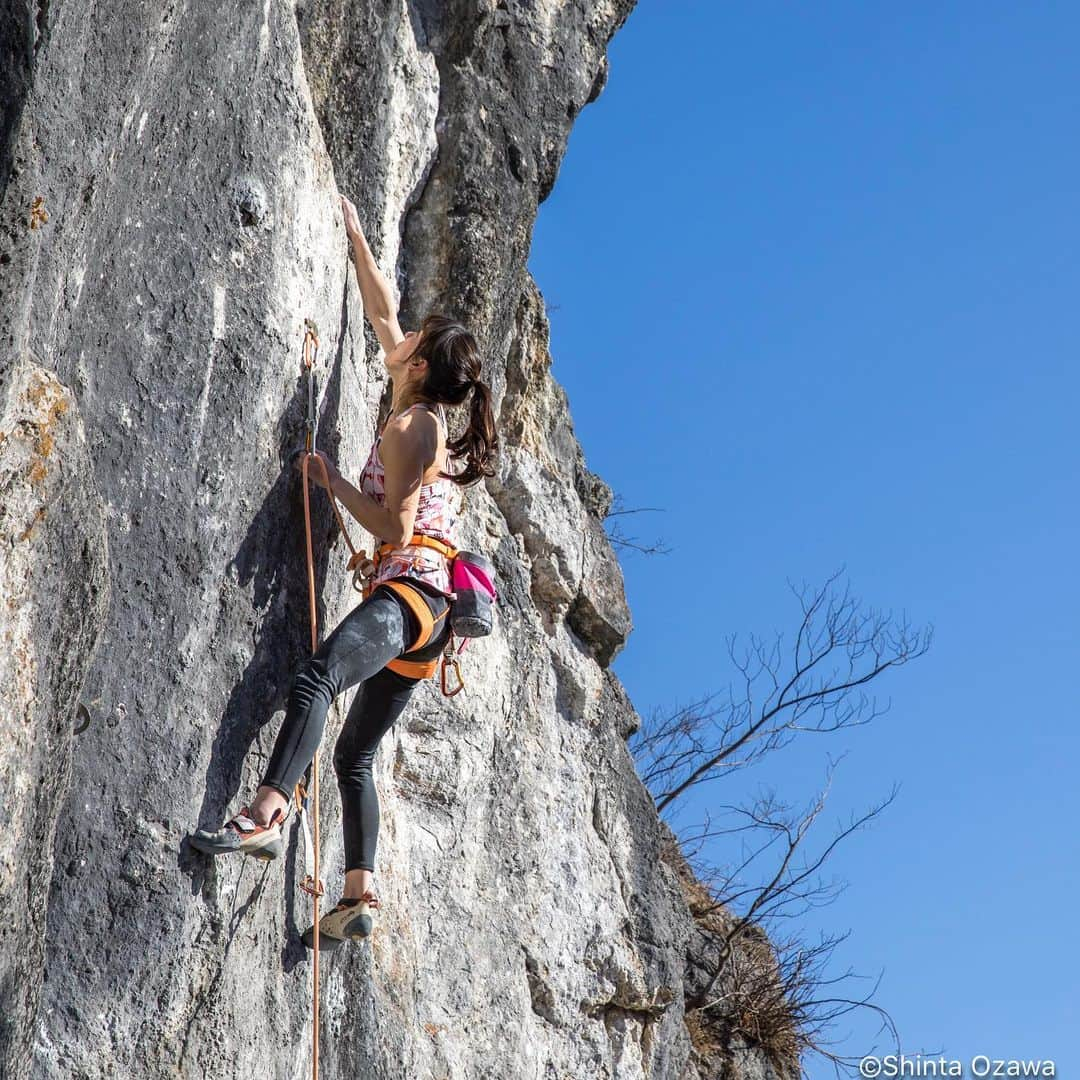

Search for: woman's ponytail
xmin=443 ymin=377 xmax=498 ymax=487
xmin=414 ymin=313 xmax=499 ymax=487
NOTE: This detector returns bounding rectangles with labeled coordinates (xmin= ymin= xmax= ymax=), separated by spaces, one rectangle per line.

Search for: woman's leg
xmin=333 ymin=665 xmax=420 ymax=898
xmin=249 ymin=587 xmax=416 ymax=824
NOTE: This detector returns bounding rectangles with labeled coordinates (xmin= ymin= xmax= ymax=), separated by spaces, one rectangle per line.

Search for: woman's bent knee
xmin=291 ymin=657 xmax=335 ymax=704
xmin=333 ymin=744 xmax=376 ymax=785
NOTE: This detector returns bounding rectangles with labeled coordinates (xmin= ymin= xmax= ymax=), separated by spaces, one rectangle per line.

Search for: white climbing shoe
xmin=189 ymin=805 xmax=288 ymax=861
xmin=302 ymin=891 xmax=380 ymax=950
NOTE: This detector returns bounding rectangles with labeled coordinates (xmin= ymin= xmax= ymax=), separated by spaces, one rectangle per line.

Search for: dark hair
xmin=413 ymin=313 xmax=499 ymax=487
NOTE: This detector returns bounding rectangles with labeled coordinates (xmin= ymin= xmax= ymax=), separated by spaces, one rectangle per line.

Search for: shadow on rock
xmin=183 ymin=289 xmax=357 ymax=972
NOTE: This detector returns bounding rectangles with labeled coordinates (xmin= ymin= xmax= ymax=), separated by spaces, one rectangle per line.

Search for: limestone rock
xmin=0 ymin=356 xmax=109 ymax=1072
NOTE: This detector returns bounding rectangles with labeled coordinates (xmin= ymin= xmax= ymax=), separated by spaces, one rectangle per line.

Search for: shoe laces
xmin=225 ymin=809 xmax=258 ymax=834
xmin=226 ymin=806 xmax=284 ymax=834
xmin=335 ymin=892 xmax=379 ymax=911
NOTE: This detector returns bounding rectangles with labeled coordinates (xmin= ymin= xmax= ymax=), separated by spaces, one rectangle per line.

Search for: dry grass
xmin=660 ymin=830 xmax=801 ymax=1080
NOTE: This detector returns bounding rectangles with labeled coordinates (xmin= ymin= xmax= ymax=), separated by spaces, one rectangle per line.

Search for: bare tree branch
xmin=689 ymin=761 xmax=899 ymax=1011
xmin=629 ymin=568 xmax=932 ymax=813
xmin=603 ymin=491 xmax=672 ymax=556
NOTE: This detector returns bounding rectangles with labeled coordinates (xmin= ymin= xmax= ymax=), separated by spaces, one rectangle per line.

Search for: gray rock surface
xmin=0 ymin=354 xmax=109 ymax=1072
xmin=0 ymin=2 xmax=792 ymax=1077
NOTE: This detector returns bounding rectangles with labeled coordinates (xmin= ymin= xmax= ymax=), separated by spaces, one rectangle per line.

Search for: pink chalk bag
xmin=439 ymin=549 xmax=499 ymax=696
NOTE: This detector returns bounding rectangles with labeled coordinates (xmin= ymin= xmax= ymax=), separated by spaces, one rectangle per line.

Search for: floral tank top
xmin=358 ymin=402 xmax=459 ymax=598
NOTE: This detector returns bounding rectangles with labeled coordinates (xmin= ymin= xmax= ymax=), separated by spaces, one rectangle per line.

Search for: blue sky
xmin=527 ymin=4 xmax=1078 ymax=1075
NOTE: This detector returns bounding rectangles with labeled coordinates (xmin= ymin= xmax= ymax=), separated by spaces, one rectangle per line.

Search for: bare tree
xmin=713 ymin=921 xmax=905 ymax=1080
xmin=631 ymin=569 xmax=931 ymax=1076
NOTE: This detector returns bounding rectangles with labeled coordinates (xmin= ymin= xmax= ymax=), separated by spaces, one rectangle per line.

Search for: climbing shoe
xmin=301 ymin=892 xmax=380 ymax=951
xmin=189 ymin=805 xmax=288 ymax=861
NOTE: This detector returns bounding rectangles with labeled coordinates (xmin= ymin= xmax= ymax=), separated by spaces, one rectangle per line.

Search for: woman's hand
xmin=292 ymin=449 xmax=340 ymax=492
xmin=350 ymin=551 xmax=378 ymax=589
xmin=340 ymin=194 xmax=363 ymax=243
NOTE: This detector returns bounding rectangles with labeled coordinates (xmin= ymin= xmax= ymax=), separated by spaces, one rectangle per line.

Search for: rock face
xmin=0 ymin=2 xmax=788 ymax=1078
xmin=0 ymin=355 xmax=109 ymax=1071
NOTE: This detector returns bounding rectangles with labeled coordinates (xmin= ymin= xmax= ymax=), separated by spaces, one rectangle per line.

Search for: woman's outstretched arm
xmin=341 ymin=194 xmax=405 ymax=357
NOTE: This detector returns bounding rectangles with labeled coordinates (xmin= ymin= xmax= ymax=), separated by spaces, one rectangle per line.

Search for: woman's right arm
xmin=340 ymin=194 xmax=405 ymax=356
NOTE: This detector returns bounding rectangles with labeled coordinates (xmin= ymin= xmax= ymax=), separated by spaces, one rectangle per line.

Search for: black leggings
xmin=260 ymin=578 xmax=450 ymax=873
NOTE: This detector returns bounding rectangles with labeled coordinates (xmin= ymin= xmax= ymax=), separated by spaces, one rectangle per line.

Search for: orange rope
xmin=296 ymin=320 xmax=373 ymax=1080
xmin=299 ymin=322 xmax=323 ymax=1080
xmin=304 ymin=452 xmax=364 ymax=587
xmin=299 ymin=450 xmax=322 ymax=1080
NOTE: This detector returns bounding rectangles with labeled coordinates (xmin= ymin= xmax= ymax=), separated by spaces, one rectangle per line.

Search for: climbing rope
xmin=296 ymin=317 xmax=371 ymax=1080
xmin=296 ymin=318 xmax=399 ymax=1080
xmin=296 ymin=318 xmax=326 ymax=1080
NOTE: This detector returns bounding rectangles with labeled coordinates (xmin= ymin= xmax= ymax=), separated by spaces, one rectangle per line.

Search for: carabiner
xmin=440 ymin=653 xmax=464 ymax=697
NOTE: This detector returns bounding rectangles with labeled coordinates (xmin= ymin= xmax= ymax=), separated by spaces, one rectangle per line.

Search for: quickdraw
xmin=293 ymin=779 xmax=324 ymax=900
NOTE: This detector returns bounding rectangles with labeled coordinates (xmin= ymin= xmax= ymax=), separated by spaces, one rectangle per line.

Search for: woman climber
xmin=189 ymin=193 xmax=499 ymax=949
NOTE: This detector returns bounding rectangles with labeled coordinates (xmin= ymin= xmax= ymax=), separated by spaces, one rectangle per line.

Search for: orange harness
xmin=363 ymin=534 xmax=464 ymax=693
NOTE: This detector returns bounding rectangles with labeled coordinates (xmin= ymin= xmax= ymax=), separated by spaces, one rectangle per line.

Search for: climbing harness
xmin=361 ymin=533 xmax=465 ymax=686
xmin=375 ymin=578 xmax=448 ymax=677
xmin=359 ymin=535 xmax=496 ymax=692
